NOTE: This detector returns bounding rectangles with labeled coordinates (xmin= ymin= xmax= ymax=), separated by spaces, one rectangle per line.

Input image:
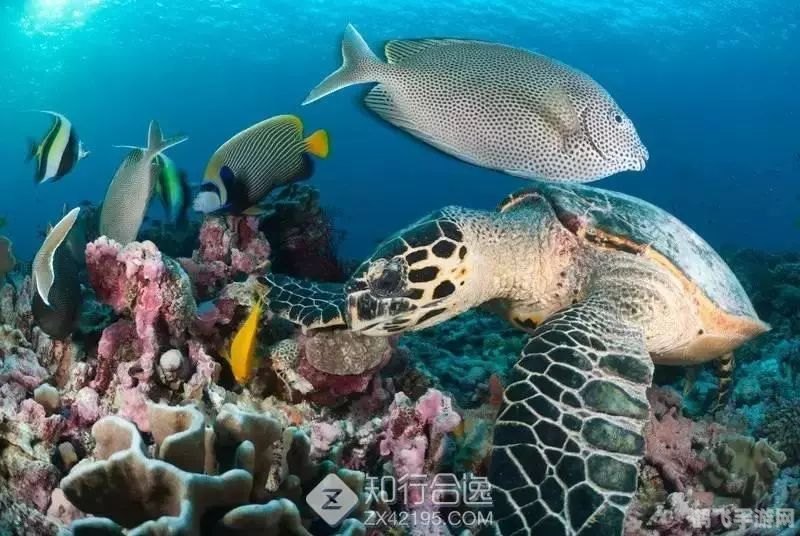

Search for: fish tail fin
xmin=146 ymin=120 xmax=188 ymax=157
xmin=304 ymin=129 xmax=330 ymax=158
xmin=303 ymin=24 xmax=385 ymax=105
xmin=26 ymin=138 xmax=40 ymax=162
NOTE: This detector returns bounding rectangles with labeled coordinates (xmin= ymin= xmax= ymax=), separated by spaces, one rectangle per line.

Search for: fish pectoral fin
xmin=541 ymin=87 xmax=582 ymax=150
xmin=304 ymin=129 xmax=330 ymax=158
xmin=26 ymin=138 xmax=40 ymax=162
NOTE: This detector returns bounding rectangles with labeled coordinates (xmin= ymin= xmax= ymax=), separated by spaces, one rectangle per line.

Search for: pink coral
xmin=90 ymin=320 xmax=137 ymax=393
xmin=183 ymin=340 xmax=220 ymax=400
xmin=644 ymin=387 xmax=707 ymax=492
xmin=379 ymin=389 xmax=461 ymax=506
xmin=179 ymin=216 xmax=270 ymax=298
xmin=16 ymin=399 xmax=66 ymax=444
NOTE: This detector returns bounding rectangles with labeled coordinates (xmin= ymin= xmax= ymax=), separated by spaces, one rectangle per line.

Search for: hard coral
xmin=291 ymin=331 xmax=395 ymax=406
xmin=259 ymin=184 xmax=348 ymax=282
xmin=644 ymin=387 xmax=708 ymax=492
xmin=761 ymin=400 xmax=800 ymax=465
xmin=700 ymin=434 xmax=786 ymax=507
xmin=379 ymin=389 xmax=461 ymax=505
xmin=58 ymin=404 xmax=371 ymax=535
xmin=179 ymin=215 xmax=270 ymax=298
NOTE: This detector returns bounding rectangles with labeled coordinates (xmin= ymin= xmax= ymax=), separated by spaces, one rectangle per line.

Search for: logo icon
xmin=306 ymin=473 xmax=360 ymax=527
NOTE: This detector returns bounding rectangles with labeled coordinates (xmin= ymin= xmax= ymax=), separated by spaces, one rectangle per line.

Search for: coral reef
xmin=4 ymin=198 xmax=800 ymax=536
xmin=179 ymin=215 xmax=270 ymax=299
xmin=0 ymin=236 xmax=16 ymax=280
xmin=258 ymin=184 xmax=349 ymax=282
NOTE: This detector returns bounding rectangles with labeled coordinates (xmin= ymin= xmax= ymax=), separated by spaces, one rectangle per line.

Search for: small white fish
xmin=305 ymin=25 xmax=648 ymax=183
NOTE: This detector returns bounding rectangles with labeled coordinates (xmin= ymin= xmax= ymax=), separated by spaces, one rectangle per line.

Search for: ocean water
xmin=2 ymin=2 xmax=800 ymax=535
xmin=1 ymin=0 xmax=798 ymax=261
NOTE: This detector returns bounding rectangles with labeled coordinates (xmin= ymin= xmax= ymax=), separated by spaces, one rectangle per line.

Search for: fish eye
xmin=368 ymin=258 xmax=405 ymax=296
xmin=614 ymin=114 xmax=623 ymax=124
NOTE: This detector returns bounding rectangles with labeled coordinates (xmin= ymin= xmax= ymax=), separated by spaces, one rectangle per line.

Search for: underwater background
xmin=1 ymin=0 xmax=799 ymax=260
xmin=2 ymin=2 xmax=800 ymax=536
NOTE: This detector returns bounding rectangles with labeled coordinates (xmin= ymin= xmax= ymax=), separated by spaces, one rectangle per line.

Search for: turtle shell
xmin=532 ymin=183 xmax=759 ymax=321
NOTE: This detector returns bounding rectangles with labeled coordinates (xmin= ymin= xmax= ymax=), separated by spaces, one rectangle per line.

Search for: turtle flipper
xmin=489 ymin=295 xmax=653 ymax=535
xmin=262 ymin=274 xmax=347 ymax=330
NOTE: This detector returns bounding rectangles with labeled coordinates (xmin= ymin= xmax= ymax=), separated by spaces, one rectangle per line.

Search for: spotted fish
xmin=27 ymin=111 xmax=90 ymax=184
xmin=193 ymin=115 xmax=329 ymax=215
xmin=99 ymin=121 xmax=187 ymax=245
xmin=305 ymin=25 xmax=648 ymax=183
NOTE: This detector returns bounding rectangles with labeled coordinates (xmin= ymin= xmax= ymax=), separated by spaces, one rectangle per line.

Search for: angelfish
xmin=154 ymin=154 xmax=191 ymax=224
xmin=32 ymin=207 xmax=83 ymax=339
xmin=304 ymin=25 xmax=648 ymax=183
xmin=27 ymin=111 xmax=90 ymax=184
xmin=226 ymin=298 xmax=263 ymax=385
xmin=193 ymin=115 xmax=329 ymax=215
xmin=99 ymin=121 xmax=188 ymax=245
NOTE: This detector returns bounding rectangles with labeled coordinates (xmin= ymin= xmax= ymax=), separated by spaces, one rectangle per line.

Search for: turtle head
xmin=343 ymin=209 xmax=480 ymax=335
xmin=266 ymin=208 xmax=491 ymax=335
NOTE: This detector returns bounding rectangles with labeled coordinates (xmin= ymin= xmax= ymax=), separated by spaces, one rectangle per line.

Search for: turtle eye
xmin=368 ymin=258 xmax=406 ymax=297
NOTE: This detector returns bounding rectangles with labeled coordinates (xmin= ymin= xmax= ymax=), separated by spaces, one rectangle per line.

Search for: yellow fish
xmin=228 ymin=299 xmax=262 ymax=385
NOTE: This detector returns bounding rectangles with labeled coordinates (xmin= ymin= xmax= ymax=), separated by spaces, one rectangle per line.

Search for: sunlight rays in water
xmin=21 ymin=0 xmax=105 ymax=35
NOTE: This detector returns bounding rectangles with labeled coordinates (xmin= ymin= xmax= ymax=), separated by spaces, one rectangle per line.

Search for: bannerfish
xmin=304 ymin=25 xmax=648 ymax=183
xmin=193 ymin=115 xmax=329 ymax=215
xmin=32 ymin=208 xmax=83 ymax=339
xmin=27 ymin=111 xmax=90 ymax=184
xmin=227 ymin=299 xmax=263 ymax=385
xmin=99 ymin=121 xmax=188 ymax=245
xmin=154 ymin=154 xmax=191 ymax=224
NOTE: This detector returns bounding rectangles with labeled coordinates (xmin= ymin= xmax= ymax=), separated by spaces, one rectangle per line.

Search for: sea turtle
xmin=264 ymin=182 xmax=768 ymax=535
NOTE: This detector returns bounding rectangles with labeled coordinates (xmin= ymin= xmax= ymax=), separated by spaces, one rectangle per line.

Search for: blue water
xmin=1 ymin=0 xmax=798 ymax=262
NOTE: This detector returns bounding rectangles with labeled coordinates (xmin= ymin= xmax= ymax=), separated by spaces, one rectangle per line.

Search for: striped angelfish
xmin=193 ymin=115 xmax=329 ymax=215
xmin=27 ymin=111 xmax=90 ymax=184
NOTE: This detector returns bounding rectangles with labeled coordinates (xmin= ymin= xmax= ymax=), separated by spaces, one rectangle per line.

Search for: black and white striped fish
xmin=193 ymin=114 xmax=329 ymax=215
xmin=27 ymin=111 xmax=89 ymax=184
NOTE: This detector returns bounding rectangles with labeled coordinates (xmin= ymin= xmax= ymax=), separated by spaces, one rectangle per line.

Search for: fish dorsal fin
xmin=384 ymin=38 xmax=489 ymax=63
xmin=497 ymin=189 xmax=545 ymax=214
xmin=148 ymin=120 xmax=164 ymax=149
xmin=32 ymin=207 xmax=80 ymax=306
